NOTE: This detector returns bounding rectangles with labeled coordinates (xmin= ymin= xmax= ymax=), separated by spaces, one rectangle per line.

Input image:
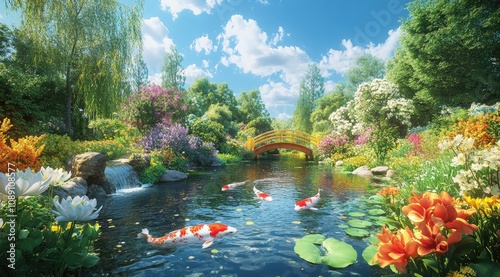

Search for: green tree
xmin=131 ymin=53 xmax=149 ymax=93
xmin=188 ymin=117 xmax=227 ymax=151
xmin=187 ymin=78 xmax=239 ymax=119
xmin=293 ymin=63 xmax=325 ymax=133
xmin=344 ymin=53 xmax=385 ymax=92
xmin=311 ymin=90 xmax=350 ymax=134
xmin=388 ymin=0 xmax=500 ymax=115
xmin=161 ymin=45 xmax=185 ymax=91
xmin=203 ymin=104 xmax=239 ymax=138
xmin=7 ymin=0 xmax=143 ymax=137
xmin=237 ymin=89 xmax=270 ymax=123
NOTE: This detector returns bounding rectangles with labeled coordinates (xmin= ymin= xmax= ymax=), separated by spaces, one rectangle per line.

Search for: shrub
xmin=82 ymin=139 xmax=128 ymax=160
xmin=39 ymin=134 xmax=84 ymax=169
xmin=120 ymin=84 xmax=187 ymax=133
xmin=318 ymin=132 xmax=350 ymax=158
xmin=446 ymin=113 xmax=496 ymax=149
xmin=138 ymin=153 xmax=167 ymax=184
xmin=88 ymin=118 xmax=128 ymax=140
xmin=217 ymin=153 xmax=241 ymax=164
xmin=343 ymin=155 xmax=375 ymax=172
xmin=0 ymin=118 xmax=46 ymax=172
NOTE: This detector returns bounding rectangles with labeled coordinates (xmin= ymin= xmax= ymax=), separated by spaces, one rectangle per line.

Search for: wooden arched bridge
xmin=245 ymin=130 xmax=321 ymax=160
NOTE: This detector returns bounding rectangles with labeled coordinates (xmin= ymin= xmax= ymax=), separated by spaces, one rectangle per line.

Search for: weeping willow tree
xmin=5 ymin=0 xmax=143 ymax=136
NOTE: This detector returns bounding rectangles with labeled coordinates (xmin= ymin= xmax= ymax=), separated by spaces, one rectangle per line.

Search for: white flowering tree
xmin=330 ymin=79 xmax=414 ymax=162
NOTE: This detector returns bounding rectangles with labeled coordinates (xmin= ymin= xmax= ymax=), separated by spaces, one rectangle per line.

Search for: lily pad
xmin=348 ymin=212 xmax=365 ymax=217
xmin=338 ymin=224 xmax=349 ymax=229
xmin=320 ymin=238 xmax=357 ymax=268
xmin=345 ymin=228 xmax=370 ymax=238
xmin=294 ymin=235 xmax=357 ymax=268
xmin=368 ymin=209 xmax=386 ymax=216
xmin=347 ymin=219 xmax=372 ymax=228
xmin=362 ymin=245 xmax=379 ymax=266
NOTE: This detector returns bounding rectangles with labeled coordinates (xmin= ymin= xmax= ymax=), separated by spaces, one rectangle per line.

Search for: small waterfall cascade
xmin=104 ymin=160 xmax=142 ymax=191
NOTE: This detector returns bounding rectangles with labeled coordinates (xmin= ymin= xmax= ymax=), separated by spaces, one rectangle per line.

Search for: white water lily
xmin=52 ymin=195 xmax=102 ymax=222
xmin=0 ymin=168 xmax=51 ymax=197
xmin=40 ymin=166 xmax=71 ymax=185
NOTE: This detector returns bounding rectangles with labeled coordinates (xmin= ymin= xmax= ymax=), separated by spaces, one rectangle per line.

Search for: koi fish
xmin=221 ymin=180 xmax=247 ymax=191
xmin=295 ymin=189 xmax=321 ymax=211
xmin=139 ymin=223 xmax=237 ymax=249
xmin=253 ymin=186 xmax=273 ymax=201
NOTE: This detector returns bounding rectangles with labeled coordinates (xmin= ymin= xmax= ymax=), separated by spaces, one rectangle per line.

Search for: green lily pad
xmin=338 ymin=224 xmax=349 ymax=229
xmin=362 ymin=245 xmax=379 ymax=266
xmin=347 ymin=219 xmax=372 ymax=228
xmin=368 ymin=209 xmax=386 ymax=216
xmin=294 ymin=235 xmax=357 ymax=269
xmin=320 ymin=238 xmax=357 ymax=268
xmin=345 ymin=228 xmax=370 ymax=238
xmin=348 ymin=212 xmax=366 ymax=217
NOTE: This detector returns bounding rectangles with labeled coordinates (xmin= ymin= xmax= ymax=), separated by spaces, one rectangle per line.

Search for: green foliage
xmin=217 ymin=153 xmax=241 ymax=164
xmin=82 ymin=139 xmax=128 ymax=161
xmin=203 ymin=104 xmax=239 ymax=138
xmin=294 ymin=234 xmax=357 ymax=268
xmin=311 ymin=91 xmax=350 ymax=134
xmin=237 ymin=89 xmax=270 ymax=123
xmin=0 ymin=196 xmax=100 ymax=276
xmin=187 ymin=78 xmax=240 ymax=119
xmin=219 ymin=137 xmax=245 ymax=156
xmin=345 ymin=53 xmax=385 ymax=89
xmin=188 ymin=117 xmax=227 ymax=151
xmin=88 ymin=118 xmax=128 ymax=140
xmin=39 ymin=134 xmax=84 ymax=169
xmin=161 ymin=45 xmax=185 ymax=91
xmin=343 ymin=155 xmax=375 ymax=172
xmin=388 ymin=0 xmax=500 ymax=110
xmin=293 ymin=63 xmax=324 ymax=133
xmin=139 ymin=153 xmax=167 ymax=184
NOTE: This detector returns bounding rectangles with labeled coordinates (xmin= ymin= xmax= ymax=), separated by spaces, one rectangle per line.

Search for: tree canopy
xmin=293 ymin=63 xmax=325 ymax=133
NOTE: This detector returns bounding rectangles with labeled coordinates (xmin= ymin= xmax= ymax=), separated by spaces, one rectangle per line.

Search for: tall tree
xmin=293 ymin=63 xmax=324 ymax=133
xmin=7 ymin=0 xmax=143 ymax=137
xmin=388 ymin=0 xmax=500 ymax=111
xmin=344 ymin=53 xmax=385 ymax=93
xmin=161 ymin=45 xmax=185 ymax=91
xmin=187 ymin=78 xmax=239 ymax=118
xmin=237 ymin=89 xmax=270 ymax=123
xmin=130 ymin=52 xmax=149 ymax=93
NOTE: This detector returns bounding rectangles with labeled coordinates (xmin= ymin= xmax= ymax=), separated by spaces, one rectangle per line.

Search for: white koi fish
xmin=221 ymin=180 xmax=247 ymax=191
xmin=253 ymin=186 xmax=273 ymax=201
xmin=295 ymin=189 xmax=321 ymax=211
xmin=139 ymin=223 xmax=237 ymax=249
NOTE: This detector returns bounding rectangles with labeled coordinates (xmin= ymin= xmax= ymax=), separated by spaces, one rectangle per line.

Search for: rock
xmin=71 ymin=152 xmax=107 ymax=185
xmin=371 ymin=166 xmax=390 ymax=176
xmin=352 ymin=166 xmax=373 ymax=178
xmin=87 ymin=184 xmax=107 ymax=198
xmin=386 ymin=169 xmax=395 ymax=178
xmin=127 ymin=154 xmax=151 ymax=172
xmin=335 ymin=160 xmax=344 ymax=167
xmin=60 ymin=177 xmax=88 ymax=197
xmin=159 ymin=170 xmax=188 ymax=182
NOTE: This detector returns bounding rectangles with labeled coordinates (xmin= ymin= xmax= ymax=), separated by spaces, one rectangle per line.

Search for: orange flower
xmin=414 ymin=221 xmax=462 ymax=256
xmin=402 ymin=191 xmax=442 ymax=228
xmin=373 ymin=226 xmax=420 ymax=273
xmin=378 ymin=186 xmax=400 ymax=197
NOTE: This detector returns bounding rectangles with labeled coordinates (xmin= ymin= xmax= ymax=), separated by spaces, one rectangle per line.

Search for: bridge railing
xmin=245 ymin=129 xmax=321 ymax=151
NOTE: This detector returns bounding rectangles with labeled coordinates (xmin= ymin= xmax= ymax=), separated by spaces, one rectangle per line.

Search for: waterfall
xmin=104 ymin=161 xmax=142 ymax=191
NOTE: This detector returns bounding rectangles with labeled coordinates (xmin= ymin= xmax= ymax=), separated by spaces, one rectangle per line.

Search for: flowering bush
xmin=141 ymin=124 xmax=218 ymax=167
xmin=370 ymin=191 xmax=479 ymax=275
xmin=439 ymin=134 xmax=500 ymax=196
xmin=120 ymin=84 xmax=187 ymax=132
xmin=0 ymin=118 xmax=46 ymax=172
xmin=318 ymin=131 xmax=350 ymax=158
xmin=446 ymin=113 xmax=497 ymax=149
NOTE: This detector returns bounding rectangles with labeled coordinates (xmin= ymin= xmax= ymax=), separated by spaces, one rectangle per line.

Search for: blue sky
xmin=0 ymin=0 xmax=412 ymax=119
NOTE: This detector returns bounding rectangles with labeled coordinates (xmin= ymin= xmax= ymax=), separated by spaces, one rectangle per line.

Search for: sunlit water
xmin=83 ymin=155 xmax=391 ymax=277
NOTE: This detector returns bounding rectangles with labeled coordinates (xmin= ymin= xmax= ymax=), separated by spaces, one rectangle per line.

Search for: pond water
xmin=83 ymin=155 xmax=392 ymax=277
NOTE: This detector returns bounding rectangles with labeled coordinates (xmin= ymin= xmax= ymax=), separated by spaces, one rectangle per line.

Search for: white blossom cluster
xmin=328 ymin=79 xmax=414 ymax=137
xmin=467 ymin=102 xmax=499 ymax=116
xmin=439 ymin=134 xmax=500 ymax=195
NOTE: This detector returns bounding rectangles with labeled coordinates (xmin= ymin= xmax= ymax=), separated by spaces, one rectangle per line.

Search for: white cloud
xmin=269 ymin=26 xmax=284 ymax=46
xmin=184 ymin=64 xmax=213 ymax=85
xmin=160 ymin=0 xmax=223 ymax=20
xmin=259 ymin=81 xmax=299 ymax=110
xmin=142 ymin=17 xmax=174 ymax=75
xmin=202 ymin=59 xmax=209 ymax=68
xmin=148 ymin=72 xmax=162 ymax=86
xmin=319 ymin=27 xmax=401 ymax=76
xmin=218 ymin=15 xmax=310 ymax=85
xmin=190 ymin=34 xmax=216 ymax=54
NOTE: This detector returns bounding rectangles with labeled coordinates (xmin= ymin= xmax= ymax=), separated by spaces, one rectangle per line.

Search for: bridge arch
xmin=245 ymin=130 xmax=321 ymax=160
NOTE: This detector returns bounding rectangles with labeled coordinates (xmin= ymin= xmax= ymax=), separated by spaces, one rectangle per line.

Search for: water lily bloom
xmin=40 ymin=166 xmax=71 ymax=185
xmin=52 ymin=195 xmax=102 ymax=222
xmin=0 ymin=168 xmax=51 ymax=197
xmin=373 ymin=226 xmax=420 ymax=273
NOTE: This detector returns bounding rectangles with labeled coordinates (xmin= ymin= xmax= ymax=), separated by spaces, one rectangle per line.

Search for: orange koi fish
xmin=221 ymin=180 xmax=247 ymax=191
xmin=295 ymin=189 xmax=321 ymax=211
xmin=253 ymin=186 xmax=273 ymax=201
xmin=139 ymin=223 xmax=237 ymax=249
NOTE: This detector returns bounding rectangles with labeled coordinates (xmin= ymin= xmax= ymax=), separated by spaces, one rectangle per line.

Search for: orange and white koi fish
xmin=295 ymin=189 xmax=321 ymax=211
xmin=139 ymin=223 xmax=237 ymax=249
xmin=253 ymin=186 xmax=273 ymax=201
xmin=221 ymin=180 xmax=247 ymax=191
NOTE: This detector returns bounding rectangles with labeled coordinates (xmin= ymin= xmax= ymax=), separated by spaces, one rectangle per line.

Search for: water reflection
xmin=84 ymin=155 xmax=388 ymax=277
